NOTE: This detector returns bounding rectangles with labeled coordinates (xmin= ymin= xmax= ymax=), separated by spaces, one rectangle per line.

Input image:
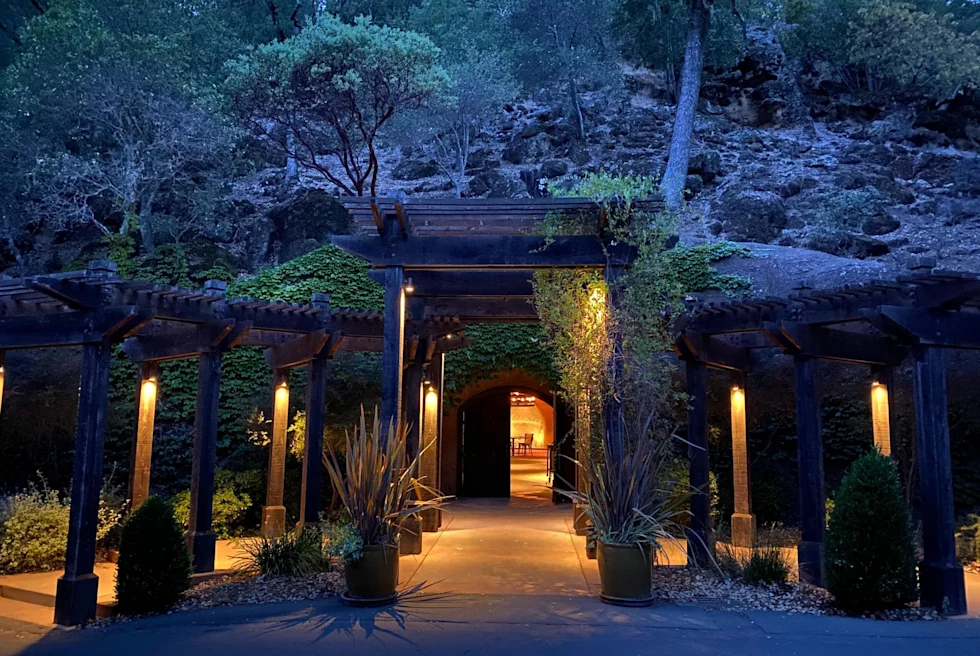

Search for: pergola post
xmin=299 ymin=354 xmax=328 ymax=529
xmin=54 ymin=337 xmax=112 ymax=626
xmin=730 ymin=373 xmax=755 ymax=548
xmin=870 ymin=366 xmax=895 ymax=457
xmin=262 ymin=368 xmax=290 ymax=537
xmin=420 ymin=354 xmax=442 ymax=532
xmin=912 ymin=345 xmax=966 ymax=615
xmin=128 ymin=361 xmax=159 ymax=512
xmin=187 ymin=348 xmax=222 ymax=573
xmin=685 ymin=360 xmax=711 ymax=566
xmin=403 ymin=350 xmax=425 ymax=463
xmin=0 ymin=350 xmax=6 ymax=415
xmin=603 ymin=263 xmax=626 ymax=465
xmin=381 ymin=265 xmax=405 ymax=439
xmin=794 ymin=355 xmax=825 ymax=586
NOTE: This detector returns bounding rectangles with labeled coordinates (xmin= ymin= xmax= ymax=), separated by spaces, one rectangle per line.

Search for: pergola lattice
xmin=677 ymin=261 xmax=979 ymax=615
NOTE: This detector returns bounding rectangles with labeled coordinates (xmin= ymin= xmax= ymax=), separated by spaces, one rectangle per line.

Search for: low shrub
xmin=0 ymin=481 xmax=123 ymax=574
xmin=826 ymin=451 xmax=917 ymax=612
xmin=115 ymin=496 xmax=191 ymax=614
xmin=955 ymin=514 xmax=980 ymax=565
xmin=742 ymin=547 xmax=790 ymax=586
xmin=172 ymin=479 xmax=252 ymax=539
xmin=0 ymin=484 xmax=69 ymax=574
xmin=238 ymin=527 xmax=330 ymax=576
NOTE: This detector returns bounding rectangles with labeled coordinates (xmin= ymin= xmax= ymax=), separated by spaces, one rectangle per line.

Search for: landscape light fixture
xmin=404 ymin=278 xmax=415 ymax=294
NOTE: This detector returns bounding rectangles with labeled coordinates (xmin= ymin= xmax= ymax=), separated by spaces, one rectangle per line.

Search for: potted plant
xmin=560 ymin=428 xmax=692 ymax=607
xmin=323 ymin=407 xmax=448 ymax=606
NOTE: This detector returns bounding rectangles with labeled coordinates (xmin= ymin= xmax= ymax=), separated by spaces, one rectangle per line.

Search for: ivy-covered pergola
xmin=677 ymin=258 xmax=978 ymax=615
xmin=0 ymin=260 xmax=466 ymax=625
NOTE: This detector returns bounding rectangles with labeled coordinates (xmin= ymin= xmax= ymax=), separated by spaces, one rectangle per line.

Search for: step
xmin=0 ymin=583 xmax=115 ymax=618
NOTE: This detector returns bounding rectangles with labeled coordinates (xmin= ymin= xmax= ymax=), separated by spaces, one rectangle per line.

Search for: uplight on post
xmin=871 ymin=379 xmax=892 ymax=456
xmin=404 ymin=277 xmax=415 ymax=294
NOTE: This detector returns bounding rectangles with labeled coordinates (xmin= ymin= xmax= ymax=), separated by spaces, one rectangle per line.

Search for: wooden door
xmin=459 ymin=391 xmax=511 ymax=497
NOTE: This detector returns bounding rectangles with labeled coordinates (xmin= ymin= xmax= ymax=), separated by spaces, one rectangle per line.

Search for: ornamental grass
xmin=322 ymin=407 xmax=449 ymax=558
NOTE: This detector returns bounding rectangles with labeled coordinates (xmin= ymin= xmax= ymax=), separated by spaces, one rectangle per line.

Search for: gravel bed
xmin=651 ymin=568 xmax=942 ymax=621
xmin=174 ymin=570 xmax=345 ymax=611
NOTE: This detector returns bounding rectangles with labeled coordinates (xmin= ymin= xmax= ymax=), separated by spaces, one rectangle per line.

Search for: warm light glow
xmin=871 ymin=380 xmax=891 ymax=456
xmin=425 ymin=388 xmax=438 ymax=403
xmin=140 ymin=378 xmax=157 ymax=401
xmin=404 ymin=277 xmax=415 ymax=294
xmin=275 ymin=385 xmax=289 ymax=403
xmin=510 ymin=391 xmax=537 ymax=407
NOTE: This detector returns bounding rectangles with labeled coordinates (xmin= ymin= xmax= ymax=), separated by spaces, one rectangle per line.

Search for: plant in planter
xmin=558 ymin=427 xmax=692 ymax=606
xmin=323 ymin=407 xmax=448 ymax=606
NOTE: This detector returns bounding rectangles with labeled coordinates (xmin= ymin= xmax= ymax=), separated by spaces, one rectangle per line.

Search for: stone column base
xmin=731 ymin=513 xmax=756 ymax=549
xmin=399 ymin=515 xmax=422 ymax=555
xmin=261 ymin=505 xmax=286 ymax=538
xmin=797 ymin=540 xmax=824 ymax=587
xmin=420 ymin=507 xmax=440 ymax=533
xmin=54 ymin=573 xmax=99 ymax=626
xmin=187 ymin=530 xmax=216 ymax=574
xmin=920 ymin=561 xmax=967 ymax=615
xmin=573 ymin=502 xmax=590 ymax=536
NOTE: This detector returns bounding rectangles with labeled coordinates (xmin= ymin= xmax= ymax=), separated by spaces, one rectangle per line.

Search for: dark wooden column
xmin=262 ymin=368 xmax=290 ymax=537
xmin=603 ymin=263 xmax=626 ymax=465
xmin=403 ymin=350 xmax=425 ymax=463
xmin=380 ymin=266 xmax=405 ymax=439
xmin=912 ymin=345 xmax=966 ymax=614
xmin=128 ymin=361 xmax=159 ymax=512
xmin=685 ymin=360 xmax=711 ymax=566
xmin=0 ymin=350 xmax=6 ymax=415
xmin=299 ymin=354 xmax=328 ymax=528
xmin=187 ymin=348 xmax=222 ymax=573
xmin=54 ymin=337 xmax=112 ymax=626
xmin=794 ymin=355 xmax=825 ymax=586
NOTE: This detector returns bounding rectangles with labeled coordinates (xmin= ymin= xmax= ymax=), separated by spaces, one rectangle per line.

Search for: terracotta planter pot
xmin=342 ymin=544 xmax=399 ymax=607
xmin=596 ymin=541 xmax=654 ymax=607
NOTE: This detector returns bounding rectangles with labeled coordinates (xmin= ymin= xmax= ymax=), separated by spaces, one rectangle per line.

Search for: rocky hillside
xmin=172 ymin=27 xmax=977 ymax=291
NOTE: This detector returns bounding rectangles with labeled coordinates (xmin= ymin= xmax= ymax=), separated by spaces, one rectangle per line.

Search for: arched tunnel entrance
xmin=440 ymin=372 xmax=575 ymax=504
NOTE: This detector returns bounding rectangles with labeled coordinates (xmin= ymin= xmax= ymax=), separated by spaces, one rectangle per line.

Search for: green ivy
xmin=444 ymin=323 xmax=559 ymax=404
xmin=665 ymin=242 xmax=753 ymax=297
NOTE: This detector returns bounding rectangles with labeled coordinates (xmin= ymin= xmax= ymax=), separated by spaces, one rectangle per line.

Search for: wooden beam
xmin=913 ymin=279 xmax=980 ymax=310
xmin=677 ymin=330 xmax=751 ymax=371
xmin=368 ymin=269 xmax=534 ymax=297
xmin=333 ymin=235 xmax=636 ymax=268
xmin=0 ymin=307 xmax=139 ymax=349
xmin=773 ymin=322 xmax=906 ymax=365
xmin=423 ymin=296 xmax=537 ymax=321
xmin=28 ymin=278 xmax=102 ymax=310
xmin=121 ymin=320 xmax=243 ymax=363
xmin=874 ymin=306 xmax=980 ymax=349
xmin=264 ymin=330 xmax=330 ymax=370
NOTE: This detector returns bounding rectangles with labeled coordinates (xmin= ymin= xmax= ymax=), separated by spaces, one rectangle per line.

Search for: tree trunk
xmin=568 ymin=78 xmax=586 ymax=142
xmin=661 ymin=0 xmax=710 ymax=211
xmin=285 ymin=131 xmax=298 ymax=182
xmin=138 ymin=192 xmax=156 ymax=254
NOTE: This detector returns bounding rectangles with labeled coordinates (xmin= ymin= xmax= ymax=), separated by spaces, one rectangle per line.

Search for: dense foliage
xmin=115 ymin=496 xmax=191 ymax=614
xmin=826 ymin=451 xmax=918 ymax=612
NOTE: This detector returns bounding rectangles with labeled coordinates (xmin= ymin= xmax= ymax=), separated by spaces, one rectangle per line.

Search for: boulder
xmin=566 ymin=140 xmax=592 ymax=166
xmin=685 ymin=175 xmax=704 ymax=199
xmin=467 ymin=170 xmax=506 ymax=196
xmin=266 ymin=188 xmax=352 ymax=252
xmin=392 ymin=158 xmax=439 ymax=180
xmin=502 ymin=142 xmax=526 ymax=165
xmin=862 ymin=213 xmax=901 ymax=236
xmin=953 ymin=159 xmax=980 ymax=198
xmin=689 ymin=151 xmax=723 ymax=182
xmin=835 ymin=171 xmax=868 ymax=190
xmin=540 ymin=159 xmax=570 ymax=178
xmin=714 ymin=188 xmax=787 ymax=243
xmin=520 ymin=168 xmax=544 ymax=197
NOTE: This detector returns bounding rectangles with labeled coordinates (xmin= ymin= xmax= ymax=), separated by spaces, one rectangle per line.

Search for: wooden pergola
xmin=334 ymin=196 xmax=663 ymax=514
xmin=677 ymin=259 xmax=978 ymax=615
xmin=0 ymin=260 xmax=466 ymax=625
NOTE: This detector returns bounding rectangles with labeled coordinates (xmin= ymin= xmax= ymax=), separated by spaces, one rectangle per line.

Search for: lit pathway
xmin=398 ymin=454 xmax=600 ymax=596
